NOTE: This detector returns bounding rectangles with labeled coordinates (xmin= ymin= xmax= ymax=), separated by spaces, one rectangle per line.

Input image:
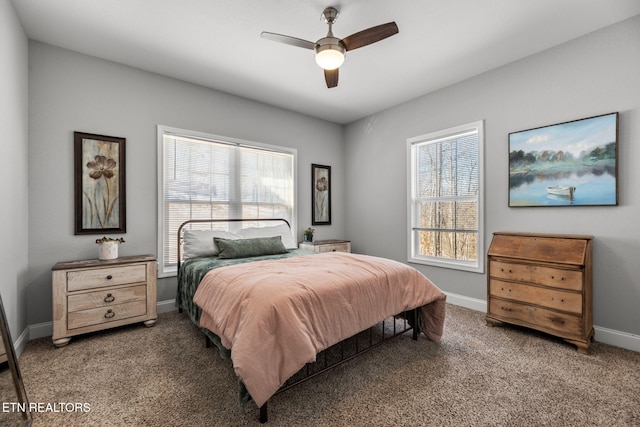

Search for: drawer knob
xmin=104 ymin=293 xmax=115 ymax=303
xmin=106 ymin=275 xmax=113 ymax=280
xmin=332 ymin=249 xmax=337 ymax=252
xmin=104 ymin=309 xmax=115 ymax=319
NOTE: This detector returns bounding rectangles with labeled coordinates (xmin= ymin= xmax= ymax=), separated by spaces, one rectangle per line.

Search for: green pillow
xmin=214 ymin=236 xmax=288 ymax=259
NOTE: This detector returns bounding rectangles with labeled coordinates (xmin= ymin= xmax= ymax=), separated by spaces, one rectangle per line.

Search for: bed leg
xmin=412 ymin=308 xmax=419 ymax=341
xmin=259 ymin=402 xmax=268 ymax=423
xmin=205 ymin=336 xmax=212 ymax=348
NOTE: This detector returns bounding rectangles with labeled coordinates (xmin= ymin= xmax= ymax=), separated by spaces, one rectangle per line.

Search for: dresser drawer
xmin=67 ymin=264 xmax=147 ymax=292
xmin=489 ymin=298 xmax=583 ymax=336
xmin=68 ymin=300 xmax=147 ymax=330
xmin=489 ymin=260 xmax=583 ymax=292
xmin=67 ymin=285 xmax=147 ymax=312
xmin=317 ymin=242 xmax=350 ymax=253
xmin=489 ymin=279 xmax=582 ymax=314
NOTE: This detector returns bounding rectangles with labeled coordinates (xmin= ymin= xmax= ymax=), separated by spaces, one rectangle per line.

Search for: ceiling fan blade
xmin=324 ymin=68 xmax=339 ymax=88
xmin=341 ymin=22 xmax=398 ymax=51
xmin=260 ymin=32 xmax=316 ymax=50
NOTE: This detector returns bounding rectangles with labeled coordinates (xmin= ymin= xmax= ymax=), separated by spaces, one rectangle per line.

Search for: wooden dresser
xmin=299 ymin=239 xmax=351 ymax=253
xmin=52 ymin=255 xmax=157 ymax=347
xmin=486 ymin=232 xmax=593 ymax=354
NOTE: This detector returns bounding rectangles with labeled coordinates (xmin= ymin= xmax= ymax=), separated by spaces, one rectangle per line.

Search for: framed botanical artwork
xmin=311 ymin=164 xmax=331 ymax=225
xmin=74 ymin=131 xmax=126 ymax=234
xmin=508 ymin=112 xmax=618 ymax=207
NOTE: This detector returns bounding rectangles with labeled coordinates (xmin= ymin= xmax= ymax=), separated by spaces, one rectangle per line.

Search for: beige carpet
xmin=9 ymin=305 xmax=640 ymax=426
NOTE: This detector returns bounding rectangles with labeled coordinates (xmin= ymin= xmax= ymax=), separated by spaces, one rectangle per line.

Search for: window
xmin=157 ymin=126 xmax=296 ymax=277
xmin=407 ymin=121 xmax=484 ymax=273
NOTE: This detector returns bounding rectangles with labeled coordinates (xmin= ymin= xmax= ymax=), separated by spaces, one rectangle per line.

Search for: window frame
xmin=157 ymin=125 xmax=297 ymax=277
xmin=406 ymin=120 xmax=484 ymax=273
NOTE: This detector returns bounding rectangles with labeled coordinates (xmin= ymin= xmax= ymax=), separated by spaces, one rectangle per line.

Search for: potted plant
xmin=303 ymin=227 xmax=315 ymax=242
xmin=96 ymin=236 xmax=125 ymax=260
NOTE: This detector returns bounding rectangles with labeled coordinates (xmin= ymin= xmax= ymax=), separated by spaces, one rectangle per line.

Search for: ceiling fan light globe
xmin=315 ymin=40 xmax=345 ymax=70
xmin=315 ymin=49 xmax=344 ymax=70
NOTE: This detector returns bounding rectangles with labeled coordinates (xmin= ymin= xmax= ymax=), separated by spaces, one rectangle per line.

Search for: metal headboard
xmin=176 ymin=218 xmax=292 ymax=271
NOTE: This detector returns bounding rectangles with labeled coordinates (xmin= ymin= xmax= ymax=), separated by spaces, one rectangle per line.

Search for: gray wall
xmin=27 ymin=42 xmax=344 ymax=325
xmin=344 ymin=15 xmax=640 ymax=336
xmin=0 ymin=0 xmax=29 ymax=339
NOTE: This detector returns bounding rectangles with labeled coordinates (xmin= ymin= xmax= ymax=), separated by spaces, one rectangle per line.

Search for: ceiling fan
xmin=261 ymin=7 xmax=398 ymax=88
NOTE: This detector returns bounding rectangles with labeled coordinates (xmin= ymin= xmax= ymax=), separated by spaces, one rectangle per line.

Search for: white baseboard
xmin=592 ymin=325 xmax=640 ymax=353
xmin=444 ymin=291 xmax=640 ymax=353
xmin=26 ymin=299 xmax=180 ymax=345
xmin=157 ymin=299 xmax=178 ymax=314
xmin=28 ymin=320 xmax=53 ymax=341
xmin=12 ymin=327 xmax=30 ymax=357
xmin=17 ymin=296 xmax=640 ymax=355
xmin=444 ymin=292 xmax=487 ymax=312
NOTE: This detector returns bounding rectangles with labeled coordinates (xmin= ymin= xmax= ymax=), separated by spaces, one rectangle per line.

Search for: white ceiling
xmin=12 ymin=0 xmax=640 ymax=124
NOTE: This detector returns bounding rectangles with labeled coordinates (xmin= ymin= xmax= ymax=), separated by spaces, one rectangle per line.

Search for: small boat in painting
xmin=547 ymin=186 xmax=576 ymax=197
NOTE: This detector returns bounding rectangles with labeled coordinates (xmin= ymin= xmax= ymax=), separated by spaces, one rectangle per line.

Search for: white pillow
xmin=237 ymin=223 xmax=297 ymax=249
xmin=183 ymin=230 xmax=241 ymax=259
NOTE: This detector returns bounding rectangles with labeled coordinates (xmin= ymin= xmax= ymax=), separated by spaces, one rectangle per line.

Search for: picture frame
xmin=311 ymin=164 xmax=331 ymax=225
xmin=74 ymin=132 xmax=126 ymax=234
xmin=508 ymin=112 xmax=618 ymax=207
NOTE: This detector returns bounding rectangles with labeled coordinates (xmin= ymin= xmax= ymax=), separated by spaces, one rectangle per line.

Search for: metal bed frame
xmin=176 ymin=218 xmax=421 ymax=423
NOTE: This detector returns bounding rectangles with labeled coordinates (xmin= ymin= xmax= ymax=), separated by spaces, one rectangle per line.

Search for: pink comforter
xmin=193 ymin=252 xmax=446 ymax=408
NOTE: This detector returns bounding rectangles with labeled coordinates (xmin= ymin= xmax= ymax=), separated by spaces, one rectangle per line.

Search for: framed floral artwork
xmin=311 ymin=164 xmax=331 ymax=225
xmin=74 ymin=131 xmax=126 ymax=234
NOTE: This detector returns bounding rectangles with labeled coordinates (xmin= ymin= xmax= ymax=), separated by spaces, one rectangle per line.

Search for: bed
xmin=176 ymin=219 xmax=446 ymax=423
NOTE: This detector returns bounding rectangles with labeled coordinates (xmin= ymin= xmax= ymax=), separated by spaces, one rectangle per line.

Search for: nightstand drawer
xmin=299 ymin=240 xmax=351 ymax=253
xmin=68 ymin=300 xmax=147 ymax=330
xmin=67 ymin=264 xmax=147 ymax=292
xmin=68 ymin=285 xmax=147 ymax=312
xmin=317 ymin=242 xmax=350 ymax=253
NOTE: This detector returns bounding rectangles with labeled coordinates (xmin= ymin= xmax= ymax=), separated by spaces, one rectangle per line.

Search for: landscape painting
xmin=508 ymin=112 xmax=618 ymax=207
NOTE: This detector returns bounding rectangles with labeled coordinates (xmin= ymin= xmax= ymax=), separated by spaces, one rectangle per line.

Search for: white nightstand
xmin=299 ymin=239 xmax=351 ymax=253
xmin=51 ymin=255 xmax=157 ymax=347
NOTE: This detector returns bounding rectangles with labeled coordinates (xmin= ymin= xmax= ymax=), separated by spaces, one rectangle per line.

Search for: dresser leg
xmin=143 ymin=319 xmax=157 ymax=327
xmin=565 ymin=338 xmax=590 ymax=355
xmin=486 ymin=318 xmax=500 ymax=327
xmin=52 ymin=337 xmax=71 ymax=347
xmin=575 ymin=342 xmax=589 ymax=355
